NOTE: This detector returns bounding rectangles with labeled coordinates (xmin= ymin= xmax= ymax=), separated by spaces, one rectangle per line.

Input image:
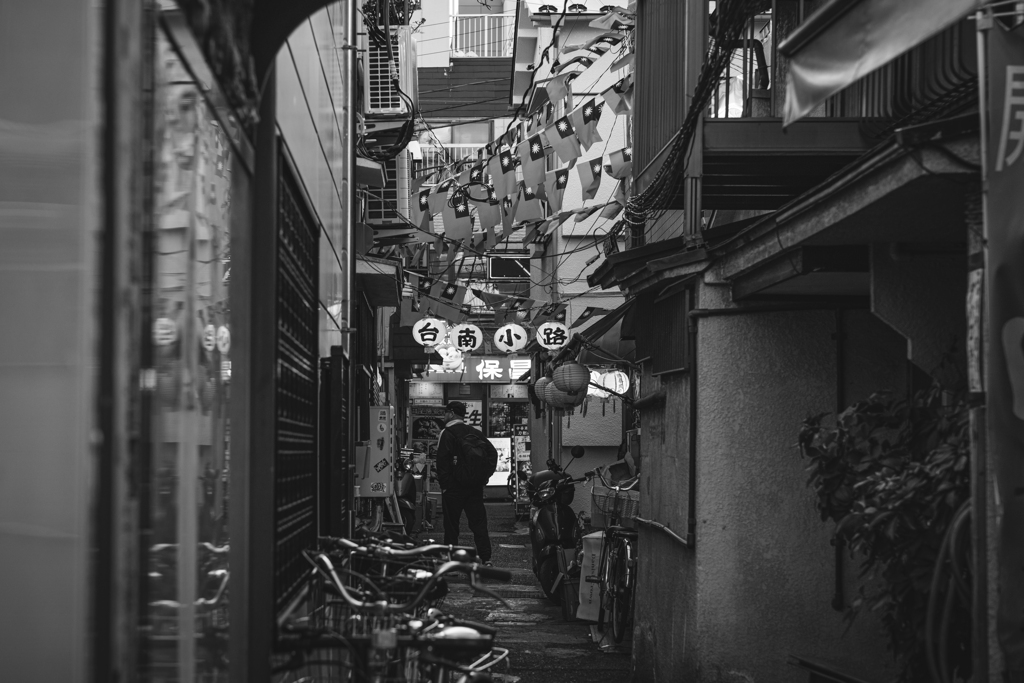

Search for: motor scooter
xmin=527 ymin=446 xmax=592 ymax=617
xmin=395 ymin=450 xmax=419 ymax=535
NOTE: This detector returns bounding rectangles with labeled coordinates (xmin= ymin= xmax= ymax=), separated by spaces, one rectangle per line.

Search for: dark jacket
xmin=435 ymin=420 xmax=480 ymax=493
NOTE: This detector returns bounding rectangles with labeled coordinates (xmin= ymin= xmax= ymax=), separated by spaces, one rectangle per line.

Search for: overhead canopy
xmin=576 ymin=299 xmax=635 ymax=365
xmin=778 ymin=0 xmax=979 ymax=125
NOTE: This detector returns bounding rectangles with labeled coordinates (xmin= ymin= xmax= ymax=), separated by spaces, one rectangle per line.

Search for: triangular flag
xmin=515 ymin=183 xmax=545 ymax=223
xmin=533 ymin=302 xmax=568 ymax=326
xmin=517 ymin=135 xmax=547 ymax=190
xmin=553 ymin=53 xmax=594 ymax=75
xmin=428 ymin=179 xmax=454 ymax=213
xmin=496 ymin=296 xmax=535 ymax=326
xmin=606 ymin=147 xmax=633 ymax=179
xmin=613 ymin=179 xmax=626 ymax=205
xmin=399 ymin=295 xmax=427 ymax=327
xmin=578 ymin=157 xmax=604 ymax=200
xmin=564 ymin=33 xmax=624 ymax=53
xmin=590 ymin=9 xmax=634 ymax=31
xmin=472 ymin=288 xmax=507 ymax=309
xmin=488 ymin=147 xmax=516 ymax=200
xmin=409 ymin=187 xmax=432 ymax=229
xmin=574 ymin=205 xmax=603 ymax=221
xmin=500 ymin=195 xmax=516 ymax=233
xmin=570 ymin=98 xmax=604 ymax=150
xmin=473 ymin=184 xmax=502 ymax=231
xmin=570 ymin=306 xmax=613 ymax=328
xmin=600 ymin=201 xmax=623 ymax=220
xmin=610 ymin=52 xmax=634 ymax=72
xmin=602 ymin=75 xmax=633 ymax=115
xmin=545 ymin=116 xmax=582 ymax=164
xmin=441 ymin=190 xmax=473 ymax=241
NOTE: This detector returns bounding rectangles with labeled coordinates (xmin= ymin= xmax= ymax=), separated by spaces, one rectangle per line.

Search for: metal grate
xmin=273 ymin=151 xmax=320 ymax=614
xmin=366 ymin=35 xmax=402 ymax=112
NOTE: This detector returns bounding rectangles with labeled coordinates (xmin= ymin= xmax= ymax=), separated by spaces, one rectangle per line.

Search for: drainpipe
xmin=340 ymin=0 xmax=357 ymax=519
xmin=686 ymin=292 xmax=698 ymax=547
xmin=832 ymin=309 xmax=845 ymax=611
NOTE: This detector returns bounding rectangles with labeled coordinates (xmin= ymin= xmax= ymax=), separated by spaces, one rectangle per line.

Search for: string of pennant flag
xmin=405 ymin=5 xmax=636 ymax=255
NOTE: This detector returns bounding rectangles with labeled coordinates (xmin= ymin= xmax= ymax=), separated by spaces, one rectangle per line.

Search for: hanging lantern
xmin=553 ymin=361 xmax=590 ymax=394
xmin=494 ymin=323 xmax=528 ymax=353
xmin=412 ymin=317 xmax=445 ymax=346
xmin=600 ymin=369 xmax=630 ymax=396
xmin=535 ymin=376 xmax=553 ymax=403
xmin=544 ymin=382 xmax=573 ymax=408
xmin=589 ymin=370 xmax=610 ymax=399
xmin=450 ymin=323 xmax=483 ymax=352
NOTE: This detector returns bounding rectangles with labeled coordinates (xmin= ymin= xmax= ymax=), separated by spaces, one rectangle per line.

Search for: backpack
xmin=456 ymin=428 xmax=499 ymax=487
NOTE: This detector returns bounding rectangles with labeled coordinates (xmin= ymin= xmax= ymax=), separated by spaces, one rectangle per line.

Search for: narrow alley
xmin=439 ymin=493 xmax=632 ymax=683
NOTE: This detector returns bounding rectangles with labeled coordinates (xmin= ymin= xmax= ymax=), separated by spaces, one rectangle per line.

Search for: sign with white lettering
xmin=419 ymin=356 xmax=532 ymax=383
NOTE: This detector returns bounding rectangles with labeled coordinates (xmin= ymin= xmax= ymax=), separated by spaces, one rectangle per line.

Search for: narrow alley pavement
xmin=433 ymin=491 xmax=632 ymax=683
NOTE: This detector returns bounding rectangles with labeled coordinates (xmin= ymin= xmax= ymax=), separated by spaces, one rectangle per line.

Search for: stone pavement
xmin=426 ymin=491 xmax=633 ymax=683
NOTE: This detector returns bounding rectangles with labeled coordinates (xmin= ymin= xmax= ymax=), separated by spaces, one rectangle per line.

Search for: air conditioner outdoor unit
xmin=361 ymin=26 xmax=419 ymax=116
xmin=364 ymin=150 xmax=411 ymax=226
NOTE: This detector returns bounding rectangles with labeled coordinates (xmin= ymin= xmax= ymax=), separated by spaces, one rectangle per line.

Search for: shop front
xmin=406 ymin=355 xmax=533 ymax=504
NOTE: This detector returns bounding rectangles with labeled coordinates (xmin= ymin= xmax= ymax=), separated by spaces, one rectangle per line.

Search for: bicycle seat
xmin=423 ymin=625 xmax=494 ymax=659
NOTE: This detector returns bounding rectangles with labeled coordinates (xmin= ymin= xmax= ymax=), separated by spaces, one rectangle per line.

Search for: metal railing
xmin=705 ymin=9 xmax=976 ymax=128
xmin=417 ymin=144 xmax=483 ymax=183
xmin=451 ymin=13 xmax=515 ymax=58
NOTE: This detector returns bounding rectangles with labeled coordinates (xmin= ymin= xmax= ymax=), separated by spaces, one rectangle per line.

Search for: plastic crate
xmin=591 ymin=485 xmax=640 ymax=528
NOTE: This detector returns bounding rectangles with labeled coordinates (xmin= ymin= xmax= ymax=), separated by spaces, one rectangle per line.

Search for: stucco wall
xmin=633 ymin=304 xmax=899 ymax=683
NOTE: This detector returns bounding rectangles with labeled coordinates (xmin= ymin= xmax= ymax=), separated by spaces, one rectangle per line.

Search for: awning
xmin=576 ymin=299 xmax=635 ymax=365
xmin=356 ymin=256 xmax=402 ymax=308
xmin=778 ymin=0 xmax=979 ymax=125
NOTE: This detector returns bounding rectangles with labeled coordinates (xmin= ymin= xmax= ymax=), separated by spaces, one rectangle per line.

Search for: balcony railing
xmin=706 ymin=9 xmax=976 ymax=128
xmin=417 ymin=144 xmax=482 ymax=183
xmin=451 ymin=13 xmax=515 ymax=58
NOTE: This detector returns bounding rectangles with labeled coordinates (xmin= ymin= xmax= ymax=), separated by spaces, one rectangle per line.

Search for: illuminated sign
xmin=420 ymin=356 xmax=532 ymax=383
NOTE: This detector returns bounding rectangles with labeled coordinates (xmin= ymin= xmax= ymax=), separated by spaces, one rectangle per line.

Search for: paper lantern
xmin=412 ymin=317 xmax=445 ymax=346
xmin=545 ymin=380 xmax=587 ymax=408
xmin=535 ymin=376 xmax=553 ymax=402
xmin=553 ymin=361 xmax=590 ymax=394
xmin=494 ymin=323 xmax=528 ymax=353
xmin=589 ymin=370 xmax=610 ymax=399
xmin=600 ymin=369 xmax=630 ymax=395
xmin=451 ymin=323 xmax=483 ymax=352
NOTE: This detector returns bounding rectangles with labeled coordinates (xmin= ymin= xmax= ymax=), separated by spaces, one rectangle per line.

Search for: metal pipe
xmin=634 ymin=516 xmax=690 ymax=547
xmin=832 ymin=309 xmax=845 ymax=612
xmin=686 ymin=288 xmax=697 ymax=547
xmin=341 ymin=0 xmax=357 ymax=524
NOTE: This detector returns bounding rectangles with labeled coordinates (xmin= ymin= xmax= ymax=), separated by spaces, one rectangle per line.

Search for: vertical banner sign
xmin=987 ymin=21 xmax=1024 ymax=671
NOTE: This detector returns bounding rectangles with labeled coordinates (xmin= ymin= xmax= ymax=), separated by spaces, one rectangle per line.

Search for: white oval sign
xmin=494 ymin=323 xmax=528 ymax=353
xmin=451 ymin=323 xmax=483 ymax=352
xmin=202 ymin=324 xmax=217 ymax=352
xmin=536 ymin=321 xmax=570 ymax=350
xmin=412 ymin=317 xmax=446 ymax=346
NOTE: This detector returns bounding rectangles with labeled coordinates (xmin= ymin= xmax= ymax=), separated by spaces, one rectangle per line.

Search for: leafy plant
xmin=798 ymin=384 xmax=971 ymax=682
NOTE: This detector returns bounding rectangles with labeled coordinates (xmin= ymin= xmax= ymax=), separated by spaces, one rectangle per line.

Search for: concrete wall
xmin=0 ymin=0 xmax=101 ymax=678
xmin=632 ymin=291 xmax=902 ymax=682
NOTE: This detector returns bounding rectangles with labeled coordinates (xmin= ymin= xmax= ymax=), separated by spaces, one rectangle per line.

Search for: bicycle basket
xmin=591 ymin=485 xmax=640 ymax=523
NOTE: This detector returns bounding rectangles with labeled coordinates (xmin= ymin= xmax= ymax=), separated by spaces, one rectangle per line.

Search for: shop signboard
xmin=423 ymin=356 xmax=531 ymax=383
xmin=487 ymin=437 xmax=513 ymax=487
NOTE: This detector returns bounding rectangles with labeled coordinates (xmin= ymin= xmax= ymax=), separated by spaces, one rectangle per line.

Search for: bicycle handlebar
xmin=308 ymin=552 xmax=508 ymax=615
xmin=320 ymin=536 xmax=477 ymax=561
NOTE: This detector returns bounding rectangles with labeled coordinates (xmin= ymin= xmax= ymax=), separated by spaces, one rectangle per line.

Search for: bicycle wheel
xmin=610 ymin=537 xmax=634 ymax=643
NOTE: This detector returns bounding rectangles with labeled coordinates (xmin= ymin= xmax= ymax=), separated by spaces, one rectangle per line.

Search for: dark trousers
xmin=441 ymin=488 xmax=491 ymax=562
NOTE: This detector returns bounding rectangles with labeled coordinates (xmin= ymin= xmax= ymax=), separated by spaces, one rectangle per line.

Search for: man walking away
xmin=435 ymin=401 xmax=495 ymax=565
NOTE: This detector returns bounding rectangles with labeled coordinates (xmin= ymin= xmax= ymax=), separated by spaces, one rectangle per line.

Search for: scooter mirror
xmin=570 ymin=446 xmax=585 ymax=458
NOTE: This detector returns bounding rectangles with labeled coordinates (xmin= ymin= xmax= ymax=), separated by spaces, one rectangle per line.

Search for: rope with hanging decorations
xmin=623 ymin=0 xmax=768 ymax=233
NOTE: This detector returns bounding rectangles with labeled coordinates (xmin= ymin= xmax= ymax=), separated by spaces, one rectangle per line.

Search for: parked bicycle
xmin=590 ymin=469 xmax=640 ymax=643
xmin=274 ymin=534 xmax=513 ymax=682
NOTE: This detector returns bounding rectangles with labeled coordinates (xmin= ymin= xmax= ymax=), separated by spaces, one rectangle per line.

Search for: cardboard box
xmin=577 ymin=531 xmax=605 ymax=622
